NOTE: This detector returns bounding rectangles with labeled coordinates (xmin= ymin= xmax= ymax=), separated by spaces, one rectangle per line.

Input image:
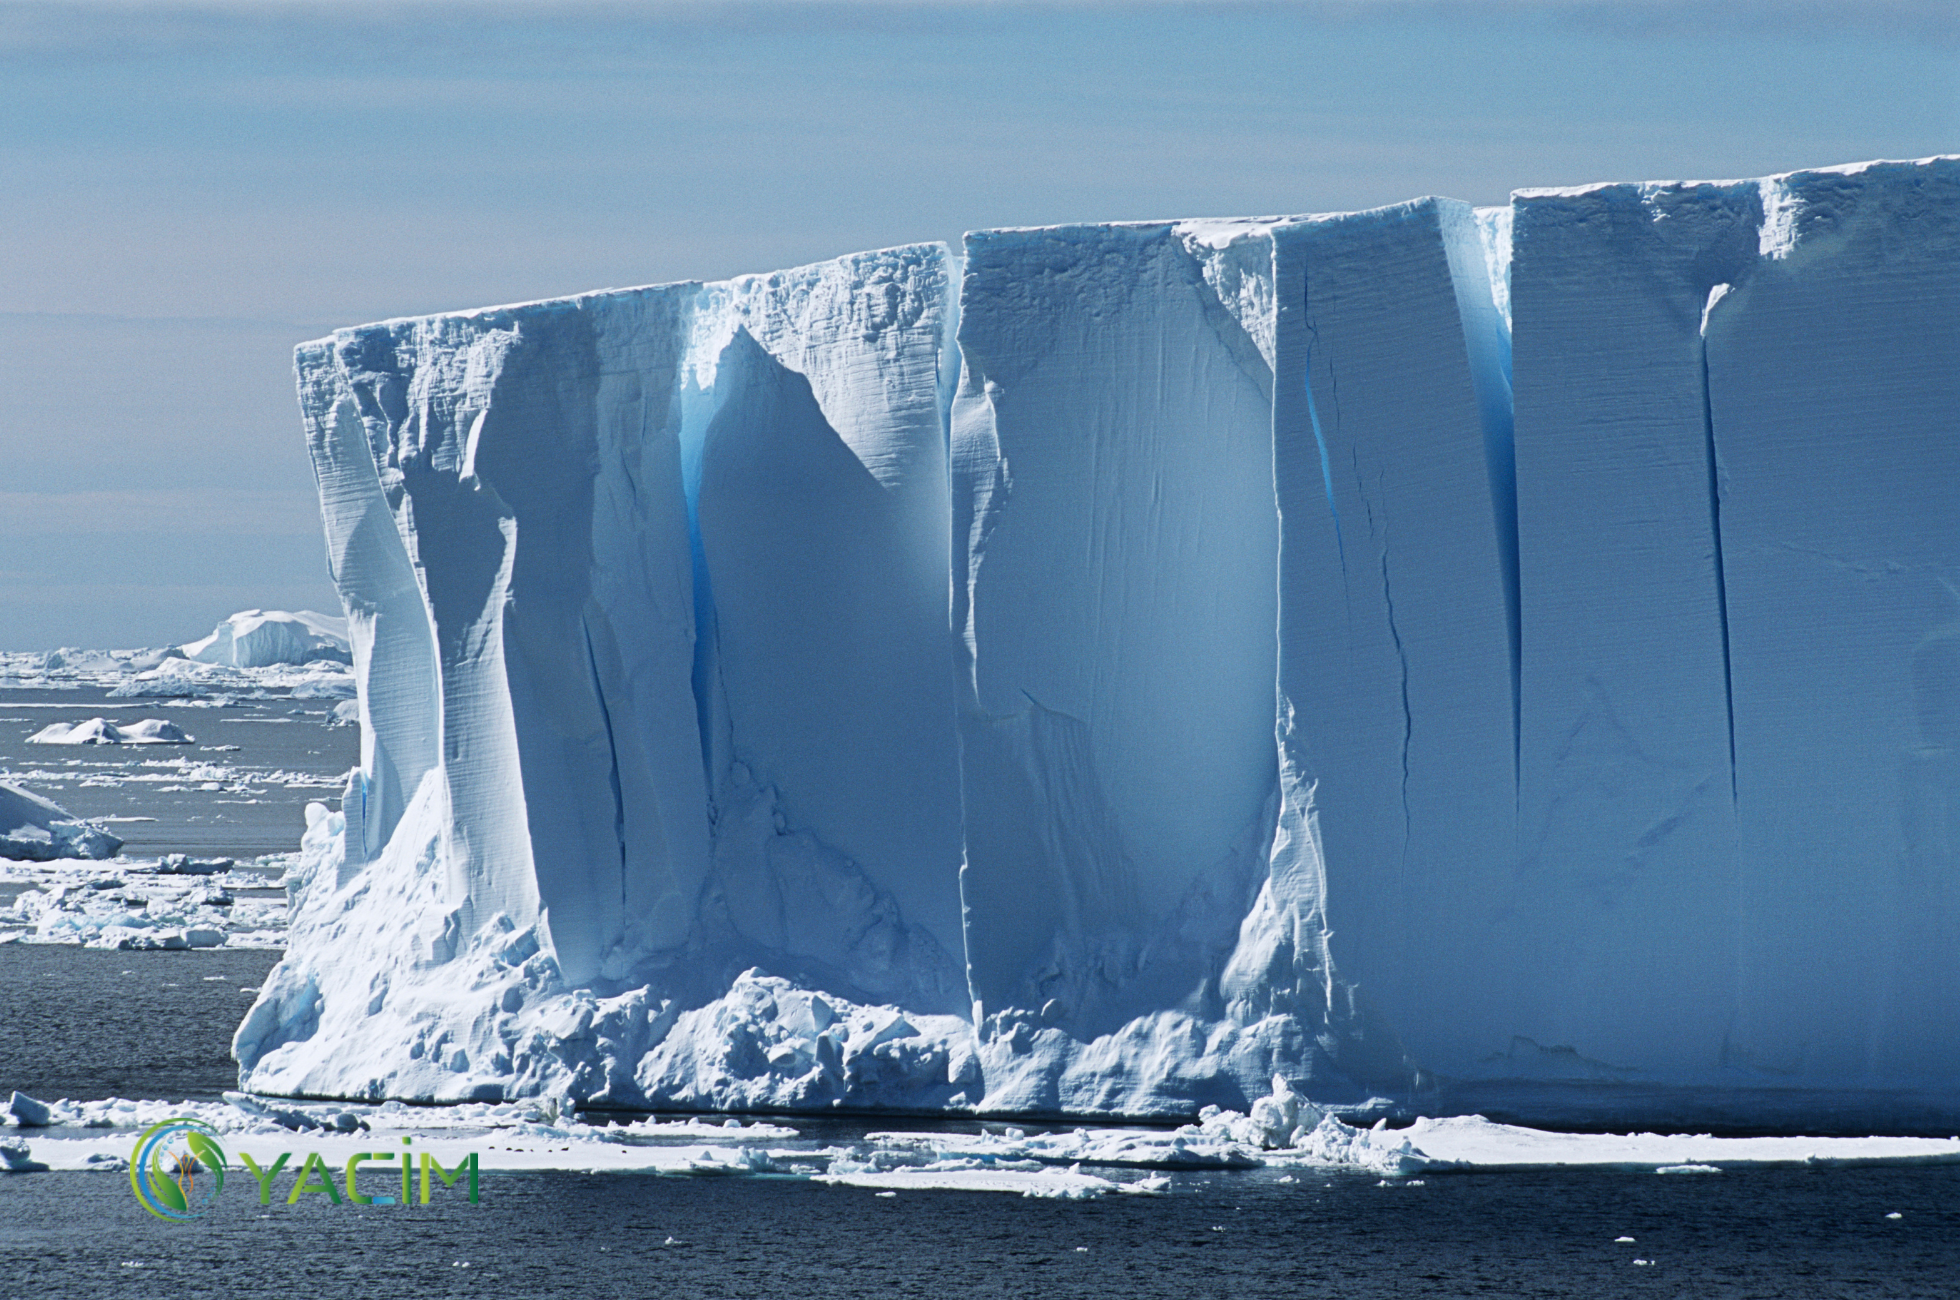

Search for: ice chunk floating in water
xmin=242 ymin=157 xmax=1960 ymax=1125
xmin=27 ymin=717 xmax=193 ymax=745
xmin=0 ymin=783 xmax=122 ymax=862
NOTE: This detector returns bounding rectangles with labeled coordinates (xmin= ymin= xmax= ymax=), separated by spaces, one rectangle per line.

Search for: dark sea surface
xmin=2 ymin=1152 xmax=1957 ymax=1299
xmin=0 ymin=942 xmax=280 ymax=1102
xmin=0 ymin=680 xmax=335 ymax=1102
xmin=4 ymin=691 xmax=1957 ymax=1298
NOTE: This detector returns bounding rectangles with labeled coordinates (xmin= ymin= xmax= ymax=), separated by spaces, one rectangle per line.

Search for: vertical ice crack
xmin=687 ymin=488 xmax=720 ymax=800
xmin=1363 ymin=484 xmax=1414 ymax=865
xmin=1700 ymin=332 xmax=1739 ymax=806
xmin=584 ymin=623 xmax=629 ymax=905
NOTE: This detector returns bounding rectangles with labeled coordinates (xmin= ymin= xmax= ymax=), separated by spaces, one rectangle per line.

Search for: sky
xmin=2 ymin=0 xmax=1955 ymax=649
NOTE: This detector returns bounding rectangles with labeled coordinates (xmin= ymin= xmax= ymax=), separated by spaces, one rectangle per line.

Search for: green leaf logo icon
xmin=184 ymin=1132 xmax=226 ymax=1199
xmin=130 ymin=1119 xmax=229 ymax=1223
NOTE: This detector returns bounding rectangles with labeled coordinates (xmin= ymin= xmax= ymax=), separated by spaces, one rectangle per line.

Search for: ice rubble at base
xmin=246 ymin=157 xmax=1959 ymax=1124
xmin=0 ymin=781 xmax=121 ymax=862
xmin=7 ymin=1076 xmax=1958 ymax=1195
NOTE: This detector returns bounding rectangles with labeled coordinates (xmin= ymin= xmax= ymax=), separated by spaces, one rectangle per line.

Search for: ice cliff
xmin=239 ymin=157 xmax=1960 ymax=1123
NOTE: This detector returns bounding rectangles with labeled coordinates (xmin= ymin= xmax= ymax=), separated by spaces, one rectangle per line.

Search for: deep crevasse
xmin=238 ymin=157 xmax=1960 ymax=1123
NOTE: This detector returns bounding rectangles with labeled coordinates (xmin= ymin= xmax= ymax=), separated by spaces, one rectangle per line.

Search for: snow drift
xmin=244 ymin=157 xmax=1960 ymax=1124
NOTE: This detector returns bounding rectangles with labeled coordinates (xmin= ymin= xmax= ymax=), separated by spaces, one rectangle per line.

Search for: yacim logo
xmin=128 ymin=1119 xmax=480 ymax=1223
xmin=129 ymin=1119 xmax=228 ymax=1223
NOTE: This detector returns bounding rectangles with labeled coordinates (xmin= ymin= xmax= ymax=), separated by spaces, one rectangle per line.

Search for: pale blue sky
xmin=3 ymin=0 xmax=1955 ymax=647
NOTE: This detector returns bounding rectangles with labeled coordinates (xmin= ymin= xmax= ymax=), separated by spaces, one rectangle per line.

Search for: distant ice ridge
xmin=246 ymin=157 xmax=1960 ymax=1124
xmin=3 ymin=607 xmax=355 ymax=700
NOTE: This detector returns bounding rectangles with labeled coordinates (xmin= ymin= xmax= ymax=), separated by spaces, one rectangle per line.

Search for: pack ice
xmin=240 ymin=157 xmax=1959 ymax=1124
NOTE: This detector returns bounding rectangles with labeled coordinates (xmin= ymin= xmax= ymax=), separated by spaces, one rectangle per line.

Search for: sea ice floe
xmin=106 ymin=657 xmax=353 ymax=701
xmin=814 ymin=1164 xmax=1128 ymax=1199
xmin=1385 ymin=1116 xmax=1960 ymax=1171
xmin=0 ymin=1138 xmax=49 ymax=1173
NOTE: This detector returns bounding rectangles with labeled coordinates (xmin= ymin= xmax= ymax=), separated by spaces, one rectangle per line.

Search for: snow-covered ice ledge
xmin=243 ymin=158 xmax=1960 ymax=1125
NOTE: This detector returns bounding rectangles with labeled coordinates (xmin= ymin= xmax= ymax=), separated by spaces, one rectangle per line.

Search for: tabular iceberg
xmin=240 ymin=157 xmax=1959 ymax=1125
xmin=181 ymin=609 xmax=352 ymax=668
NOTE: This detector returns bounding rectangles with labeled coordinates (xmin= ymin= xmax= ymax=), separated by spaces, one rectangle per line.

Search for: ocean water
xmin=0 ymin=942 xmax=280 ymax=1102
xmin=3 ymin=691 xmax=1957 ymax=1298
xmin=0 ymin=684 xmax=357 ymax=860
xmin=2 ymin=1138 xmax=1956 ymax=1298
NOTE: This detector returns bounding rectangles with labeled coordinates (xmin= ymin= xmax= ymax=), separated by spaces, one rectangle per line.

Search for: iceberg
xmin=0 ymin=783 xmax=122 ymax=862
xmin=243 ymin=157 xmax=1960 ymax=1125
xmin=26 ymin=717 xmax=193 ymax=745
xmin=181 ymin=609 xmax=351 ymax=668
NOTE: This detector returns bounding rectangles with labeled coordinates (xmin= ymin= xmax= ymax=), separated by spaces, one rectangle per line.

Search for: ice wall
xmin=1506 ymin=179 xmax=1758 ymax=1079
xmin=688 ymin=248 xmax=968 ymax=1014
xmin=1266 ymin=199 xmax=1519 ymax=1076
xmin=245 ymin=249 xmax=976 ymax=1105
xmin=950 ymin=221 xmax=1280 ymax=1042
xmin=248 ymin=157 xmax=1959 ymax=1124
xmin=1704 ymin=161 xmax=1960 ymax=1085
xmin=296 ymin=286 xmax=710 ymax=984
xmin=1482 ymin=158 xmax=1960 ymax=1096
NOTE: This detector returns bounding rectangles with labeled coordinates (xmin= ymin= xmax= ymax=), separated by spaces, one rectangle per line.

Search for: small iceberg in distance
xmin=180 ymin=609 xmax=350 ymax=668
xmin=27 ymin=717 xmax=194 ymax=746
